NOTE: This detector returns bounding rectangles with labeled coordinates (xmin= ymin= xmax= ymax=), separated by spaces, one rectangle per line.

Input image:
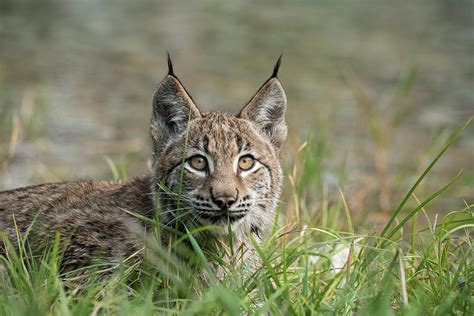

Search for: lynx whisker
xmin=165 ymin=209 xmax=199 ymax=226
xmin=159 ymin=206 xmax=195 ymax=217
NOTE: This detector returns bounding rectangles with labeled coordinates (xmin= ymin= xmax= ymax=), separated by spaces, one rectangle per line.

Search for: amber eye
xmin=189 ymin=155 xmax=208 ymax=171
xmin=238 ymin=155 xmax=255 ymax=171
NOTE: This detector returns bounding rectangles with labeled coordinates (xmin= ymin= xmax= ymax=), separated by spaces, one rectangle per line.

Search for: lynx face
xmin=150 ymin=57 xmax=287 ymax=237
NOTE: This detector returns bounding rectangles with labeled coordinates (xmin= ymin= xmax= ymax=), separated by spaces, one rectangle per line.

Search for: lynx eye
xmin=238 ymin=155 xmax=255 ymax=171
xmin=188 ymin=155 xmax=208 ymax=171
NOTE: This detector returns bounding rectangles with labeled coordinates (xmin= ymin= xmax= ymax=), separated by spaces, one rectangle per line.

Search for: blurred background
xmin=0 ymin=0 xmax=472 ymax=227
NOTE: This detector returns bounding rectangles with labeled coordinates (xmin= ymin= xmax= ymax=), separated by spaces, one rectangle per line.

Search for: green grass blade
xmin=385 ymin=170 xmax=463 ymax=241
xmin=380 ymin=117 xmax=471 ymax=237
xmin=104 ymin=155 xmax=120 ymax=181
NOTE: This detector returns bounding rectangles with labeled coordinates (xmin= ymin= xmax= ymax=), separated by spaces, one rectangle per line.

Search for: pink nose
xmin=213 ymin=196 xmax=236 ymax=209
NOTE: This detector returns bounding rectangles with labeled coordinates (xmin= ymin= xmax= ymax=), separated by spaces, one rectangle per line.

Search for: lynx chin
xmin=0 ymin=55 xmax=288 ymax=277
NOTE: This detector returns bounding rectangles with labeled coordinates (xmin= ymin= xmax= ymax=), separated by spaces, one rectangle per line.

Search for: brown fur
xmin=0 ymin=57 xmax=287 ymax=276
xmin=0 ymin=177 xmax=153 ymax=269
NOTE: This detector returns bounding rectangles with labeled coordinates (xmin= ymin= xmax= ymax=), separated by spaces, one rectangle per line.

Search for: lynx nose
xmin=211 ymin=187 xmax=238 ymax=210
xmin=213 ymin=196 xmax=236 ymax=210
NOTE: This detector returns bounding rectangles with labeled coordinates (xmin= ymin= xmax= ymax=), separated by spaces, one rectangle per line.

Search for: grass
xmin=0 ymin=73 xmax=472 ymax=314
xmin=0 ymin=117 xmax=472 ymax=315
xmin=0 ymin=86 xmax=49 ymax=177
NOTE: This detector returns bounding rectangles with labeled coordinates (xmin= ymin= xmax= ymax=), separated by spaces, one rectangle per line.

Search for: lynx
xmin=0 ymin=55 xmax=287 ymax=277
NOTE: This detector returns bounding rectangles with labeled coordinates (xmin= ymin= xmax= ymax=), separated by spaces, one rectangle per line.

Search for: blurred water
xmin=0 ymin=1 xmax=472 ymax=213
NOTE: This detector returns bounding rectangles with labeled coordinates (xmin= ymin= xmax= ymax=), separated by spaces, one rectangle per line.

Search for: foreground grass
xmin=0 ymin=118 xmax=472 ymax=315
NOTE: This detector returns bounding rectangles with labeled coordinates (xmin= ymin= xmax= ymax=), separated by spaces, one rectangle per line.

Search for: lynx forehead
xmin=150 ymin=55 xmax=287 ymax=237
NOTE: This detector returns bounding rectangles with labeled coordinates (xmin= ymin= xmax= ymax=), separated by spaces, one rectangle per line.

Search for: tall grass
xmin=0 ymin=73 xmax=472 ymax=314
xmin=0 ymin=115 xmax=471 ymax=315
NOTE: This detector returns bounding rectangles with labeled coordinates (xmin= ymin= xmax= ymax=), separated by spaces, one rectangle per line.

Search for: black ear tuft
xmin=167 ymin=51 xmax=175 ymax=77
xmin=271 ymin=54 xmax=283 ymax=78
xmin=239 ymin=62 xmax=287 ymax=151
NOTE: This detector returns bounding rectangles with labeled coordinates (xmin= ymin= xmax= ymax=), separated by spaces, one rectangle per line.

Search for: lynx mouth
xmin=196 ymin=208 xmax=248 ymax=224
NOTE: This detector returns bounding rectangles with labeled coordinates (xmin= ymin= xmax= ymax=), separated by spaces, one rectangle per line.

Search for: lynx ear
xmin=239 ymin=57 xmax=287 ymax=151
xmin=150 ymin=56 xmax=201 ymax=145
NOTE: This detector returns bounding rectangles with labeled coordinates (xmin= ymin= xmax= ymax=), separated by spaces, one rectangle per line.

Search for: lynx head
xmin=150 ymin=55 xmax=287 ymax=239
